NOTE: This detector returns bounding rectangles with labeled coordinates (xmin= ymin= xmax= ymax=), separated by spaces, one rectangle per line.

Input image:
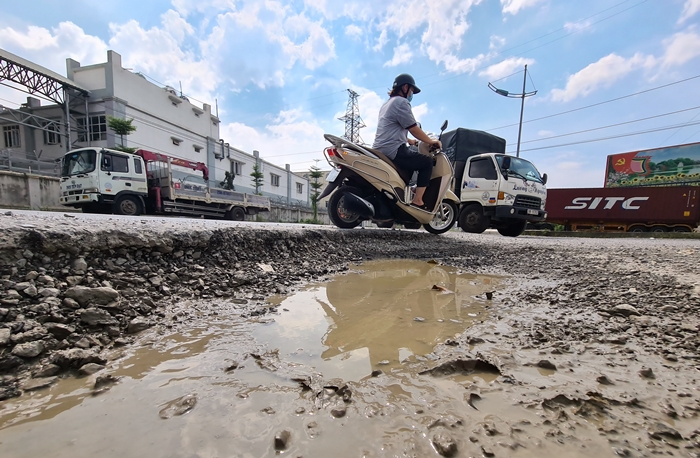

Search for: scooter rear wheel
xmin=328 ymin=186 xmax=363 ymax=229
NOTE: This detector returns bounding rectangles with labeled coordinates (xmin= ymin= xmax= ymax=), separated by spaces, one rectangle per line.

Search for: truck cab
xmin=59 ymin=148 xmax=148 ymax=215
xmin=441 ymin=128 xmax=547 ymax=237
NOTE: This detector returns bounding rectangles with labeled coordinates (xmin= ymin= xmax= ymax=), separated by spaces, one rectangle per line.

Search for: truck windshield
xmin=495 ymin=155 xmax=543 ymax=183
xmin=62 ymin=150 xmax=97 ymax=176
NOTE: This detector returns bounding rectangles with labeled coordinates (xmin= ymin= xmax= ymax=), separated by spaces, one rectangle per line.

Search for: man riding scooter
xmin=372 ymin=73 xmax=442 ymax=210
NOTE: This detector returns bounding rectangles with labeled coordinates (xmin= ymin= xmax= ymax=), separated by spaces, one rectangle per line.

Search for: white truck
xmin=442 ymin=128 xmax=547 ymax=237
xmin=59 ymin=147 xmax=270 ymax=220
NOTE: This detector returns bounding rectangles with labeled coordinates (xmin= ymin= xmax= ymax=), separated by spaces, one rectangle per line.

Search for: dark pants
xmin=393 ymin=144 xmax=433 ymax=187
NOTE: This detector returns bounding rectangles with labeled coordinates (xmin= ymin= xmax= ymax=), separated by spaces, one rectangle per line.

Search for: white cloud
xmin=383 ymin=43 xmax=413 ymax=67
xmin=220 ymin=108 xmax=328 ymax=169
xmin=479 ymin=57 xmax=534 ymax=80
xmin=345 ymin=24 xmax=362 ymax=39
xmin=551 ymin=53 xmax=656 ymax=102
xmin=537 ymin=130 xmax=555 ymax=137
xmin=501 ymin=0 xmax=544 ymax=15
xmin=0 ymin=22 xmax=108 ymax=75
xmin=161 ymin=9 xmax=195 ymax=43
xmin=678 ymin=0 xmax=700 ymax=24
xmin=661 ymin=30 xmax=700 ymax=67
xmin=551 ymin=29 xmax=700 ymax=102
xmin=490 ymin=35 xmax=505 ymax=50
xmin=563 ymin=20 xmax=591 ymax=32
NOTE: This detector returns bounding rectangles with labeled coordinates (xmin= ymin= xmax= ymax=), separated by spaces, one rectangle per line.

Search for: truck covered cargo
xmin=544 ymin=186 xmax=699 ymax=232
xmin=605 ymin=141 xmax=700 ymax=188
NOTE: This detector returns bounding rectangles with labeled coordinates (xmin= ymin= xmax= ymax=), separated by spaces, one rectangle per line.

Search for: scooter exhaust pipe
xmin=342 ymin=192 xmax=375 ymax=218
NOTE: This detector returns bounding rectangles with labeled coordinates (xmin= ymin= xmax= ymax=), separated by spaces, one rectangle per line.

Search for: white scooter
xmin=319 ymin=121 xmax=460 ymax=234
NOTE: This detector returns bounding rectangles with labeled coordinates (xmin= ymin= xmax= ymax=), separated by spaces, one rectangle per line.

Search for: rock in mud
xmin=596 ymin=375 xmax=614 ymax=385
xmin=0 ymin=328 xmax=10 ymax=346
xmin=331 ymin=406 xmax=347 ymax=418
xmin=431 ymin=433 xmax=458 ymax=457
xmin=11 ymin=341 xmax=44 ymax=358
xmin=65 ymin=286 xmax=120 ymax=306
xmin=159 ymin=394 xmax=197 ymax=419
xmin=639 ymin=367 xmax=655 ymax=379
xmin=610 ymin=304 xmax=640 ymax=317
xmin=78 ymin=363 xmax=105 ymax=376
xmin=22 ymin=376 xmax=57 ymax=392
xmin=648 ymin=422 xmax=683 ymax=440
xmin=44 ymin=323 xmax=75 ymax=340
xmin=274 ymin=430 xmax=291 ymax=451
xmin=94 ymin=374 xmax=121 ymax=390
xmin=80 ymin=308 xmax=118 ymax=326
xmin=50 ymin=348 xmax=106 ymax=368
xmin=536 ymin=360 xmax=557 ymax=370
xmin=126 ymin=317 xmax=152 ymax=334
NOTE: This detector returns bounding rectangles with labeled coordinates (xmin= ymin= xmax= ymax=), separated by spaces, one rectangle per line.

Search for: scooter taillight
xmin=325 ymin=147 xmax=339 ymax=157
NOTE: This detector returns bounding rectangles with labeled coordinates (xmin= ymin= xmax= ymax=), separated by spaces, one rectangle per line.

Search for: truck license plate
xmin=327 ymin=168 xmax=340 ymax=182
xmin=527 ymin=209 xmax=538 ymax=215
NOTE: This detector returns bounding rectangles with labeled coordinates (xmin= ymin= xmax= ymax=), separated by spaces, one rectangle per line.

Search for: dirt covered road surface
xmin=0 ymin=210 xmax=698 ymax=458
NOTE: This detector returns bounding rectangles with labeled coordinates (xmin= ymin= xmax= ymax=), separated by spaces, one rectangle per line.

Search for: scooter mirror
xmin=440 ymin=120 xmax=448 ymax=132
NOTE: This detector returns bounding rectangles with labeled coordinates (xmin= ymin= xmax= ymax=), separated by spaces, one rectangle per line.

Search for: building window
xmin=296 ymin=183 xmax=303 ymax=194
xmin=271 ymin=173 xmax=280 ymax=187
xmin=3 ymin=125 xmax=21 ymax=148
xmin=43 ymin=122 xmax=61 ymax=145
xmin=193 ymin=145 xmax=202 ymax=153
xmin=231 ymin=160 xmax=243 ymax=176
xmin=77 ymin=115 xmax=107 ymax=142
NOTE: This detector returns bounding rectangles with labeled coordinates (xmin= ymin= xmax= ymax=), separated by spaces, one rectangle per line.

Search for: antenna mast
xmin=337 ymin=89 xmax=366 ymax=144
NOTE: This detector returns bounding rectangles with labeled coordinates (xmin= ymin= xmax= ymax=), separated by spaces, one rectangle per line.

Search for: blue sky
xmin=1 ymin=0 xmax=700 ymax=188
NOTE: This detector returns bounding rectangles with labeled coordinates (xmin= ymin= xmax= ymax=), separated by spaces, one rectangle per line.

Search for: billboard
xmin=605 ymin=142 xmax=700 ymax=188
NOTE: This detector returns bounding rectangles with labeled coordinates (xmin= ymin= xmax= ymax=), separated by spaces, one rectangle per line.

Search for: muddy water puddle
xmin=0 ymin=260 xmax=667 ymax=457
xmin=256 ymin=259 xmax=499 ymax=380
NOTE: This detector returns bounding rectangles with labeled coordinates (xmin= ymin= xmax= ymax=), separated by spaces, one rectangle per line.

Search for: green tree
xmin=250 ymin=163 xmax=264 ymax=195
xmin=309 ymin=165 xmax=324 ymax=221
xmin=108 ymin=116 xmax=137 ymax=153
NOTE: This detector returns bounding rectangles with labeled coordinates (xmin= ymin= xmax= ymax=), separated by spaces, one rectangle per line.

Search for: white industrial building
xmin=0 ymin=49 xmax=310 ymax=207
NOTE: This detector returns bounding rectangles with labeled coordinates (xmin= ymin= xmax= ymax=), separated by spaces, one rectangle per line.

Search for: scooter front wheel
xmin=328 ymin=186 xmax=363 ymax=229
xmin=424 ymin=200 xmax=457 ymax=234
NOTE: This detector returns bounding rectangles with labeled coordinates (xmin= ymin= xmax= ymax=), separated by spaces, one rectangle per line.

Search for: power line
xmin=488 ymin=73 xmax=700 ymax=131
xmin=508 ymin=120 xmax=700 ymax=154
xmin=520 ymin=105 xmax=700 ymax=145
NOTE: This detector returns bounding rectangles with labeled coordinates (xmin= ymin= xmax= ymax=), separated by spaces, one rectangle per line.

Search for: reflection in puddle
xmin=256 ymin=259 xmax=500 ymax=380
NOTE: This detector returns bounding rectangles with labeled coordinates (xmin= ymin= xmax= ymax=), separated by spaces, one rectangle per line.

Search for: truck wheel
xmin=458 ymin=204 xmax=489 ymax=233
xmin=497 ymin=220 xmax=527 ymax=237
xmin=114 ymin=195 xmax=142 ymax=216
xmin=424 ymin=200 xmax=457 ymax=234
xmin=672 ymin=226 xmax=692 ymax=232
xmin=328 ymin=186 xmax=362 ymax=229
xmin=227 ymin=207 xmax=246 ymax=221
xmin=650 ymin=226 xmax=667 ymax=233
xmin=628 ymin=225 xmax=647 ymax=233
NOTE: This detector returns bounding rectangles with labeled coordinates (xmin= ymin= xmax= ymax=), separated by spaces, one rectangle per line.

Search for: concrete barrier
xmin=0 ymin=171 xmax=63 ymax=210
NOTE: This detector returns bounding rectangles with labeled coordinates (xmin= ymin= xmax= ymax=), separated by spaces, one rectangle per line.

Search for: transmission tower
xmin=338 ymin=89 xmax=365 ymax=144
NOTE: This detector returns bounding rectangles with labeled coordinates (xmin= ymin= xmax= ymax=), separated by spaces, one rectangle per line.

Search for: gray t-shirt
xmin=372 ymin=96 xmax=417 ymax=160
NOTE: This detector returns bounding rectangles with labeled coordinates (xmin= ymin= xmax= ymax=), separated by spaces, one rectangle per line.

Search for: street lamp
xmin=488 ymin=64 xmax=537 ymax=158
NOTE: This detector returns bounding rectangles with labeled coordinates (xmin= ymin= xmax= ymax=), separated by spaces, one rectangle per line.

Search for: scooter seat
xmin=347 ymin=144 xmax=413 ymax=185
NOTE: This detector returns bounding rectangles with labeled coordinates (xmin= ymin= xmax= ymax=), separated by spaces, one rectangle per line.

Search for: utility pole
xmin=337 ymin=89 xmax=366 ymax=144
xmin=488 ymin=65 xmax=537 ymax=158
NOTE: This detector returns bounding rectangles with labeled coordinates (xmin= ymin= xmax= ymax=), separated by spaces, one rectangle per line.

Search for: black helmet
xmin=392 ymin=73 xmax=421 ymax=94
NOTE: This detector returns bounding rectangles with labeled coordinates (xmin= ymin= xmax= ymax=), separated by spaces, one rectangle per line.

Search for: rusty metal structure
xmin=0 ymin=47 xmax=90 ymax=151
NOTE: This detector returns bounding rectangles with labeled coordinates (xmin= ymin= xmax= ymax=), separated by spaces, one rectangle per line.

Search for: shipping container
xmin=544 ymin=186 xmax=699 ymax=232
xmin=605 ymin=142 xmax=700 ymax=188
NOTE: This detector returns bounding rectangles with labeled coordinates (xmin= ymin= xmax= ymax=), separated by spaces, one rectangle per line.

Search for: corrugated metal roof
xmin=0 ymin=47 xmax=90 ymax=94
